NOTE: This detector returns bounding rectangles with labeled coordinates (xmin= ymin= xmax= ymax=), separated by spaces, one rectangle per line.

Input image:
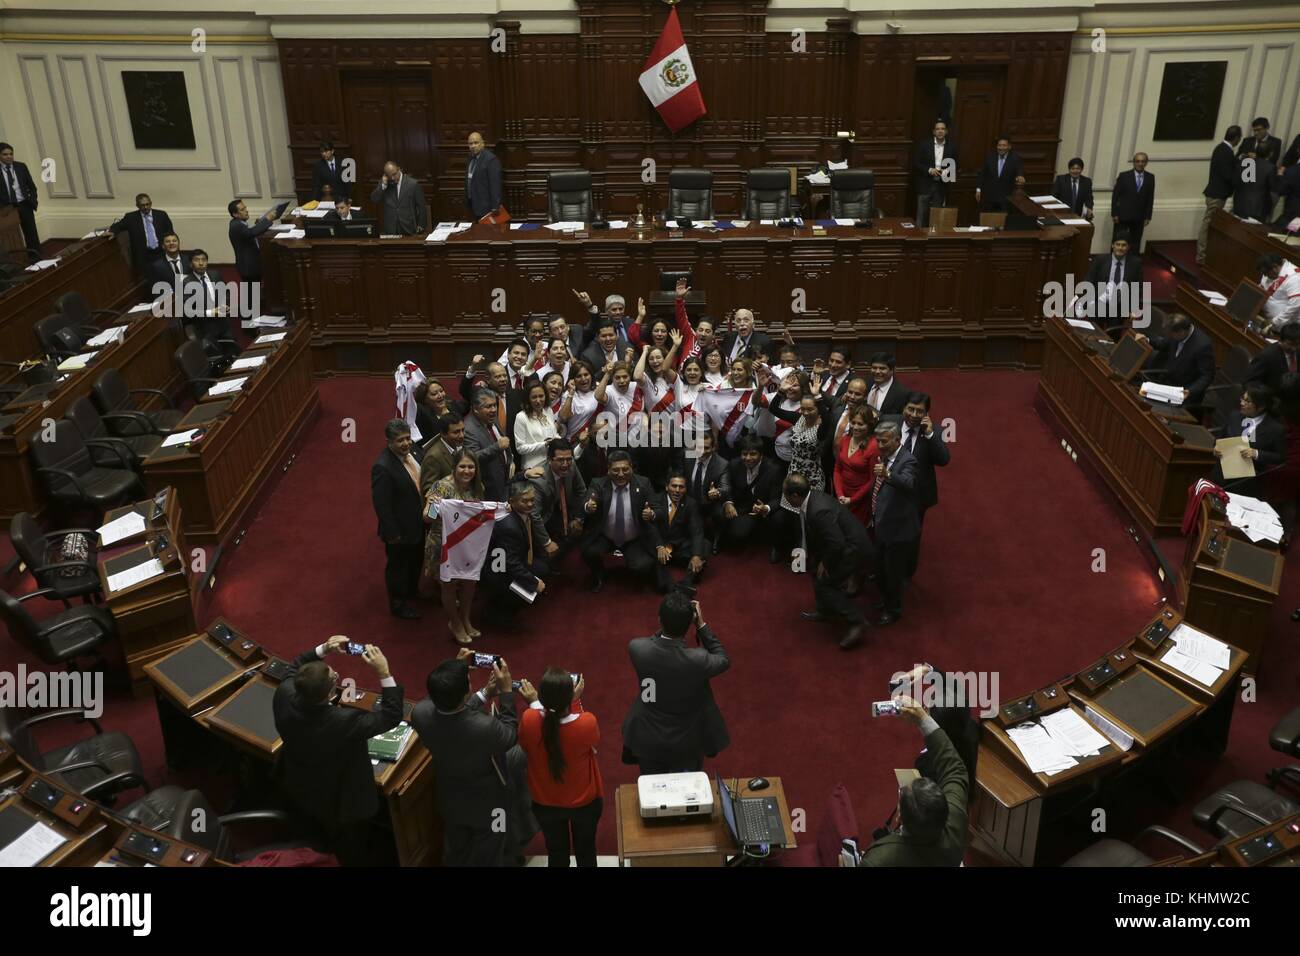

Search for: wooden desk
xmin=0 ymin=233 xmax=138 ymax=366
xmin=271 ymin=218 xmax=1088 ymax=375
xmin=1174 ymin=284 xmax=1268 ymax=366
xmin=1010 ymin=192 xmax=1094 ymax=281
xmin=0 ymin=309 xmax=181 ymax=521
xmin=1037 ymin=318 xmax=1217 ymax=536
xmin=1204 ymin=207 xmax=1300 ymax=293
xmin=0 ymin=780 xmax=114 ymax=867
xmin=615 ymin=776 xmax=796 ymax=866
xmin=142 ymin=321 xmax=320 ymax=546
xmin=0 ymin=206 xmax=25 ymax=257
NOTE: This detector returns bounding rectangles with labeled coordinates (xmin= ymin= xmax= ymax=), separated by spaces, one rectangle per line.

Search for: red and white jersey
xmin=1261 ymin=261 xmax=1300 ymax=327
xmin=642 ymin=374 xmax=676 ymax=415
xmin=437 ymin=499 xmax=510 ymax=582
xmin=605 ymin=382 xmax=640 ymax=425
xmin=564 ymin=390 xmax=600 ymax=439
xmin=674 ymin=379 xmax=702 ymax=415
xmin=695 ymin=387 xmax=757 ymax=445
xmin=703 ymin=371 xmax=727 ymax=390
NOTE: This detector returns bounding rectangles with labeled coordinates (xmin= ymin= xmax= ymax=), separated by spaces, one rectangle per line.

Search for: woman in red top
xmin=519 ymin=668 xmax=604 ymax=867
xmin=834 ymin=405 xmax=879 ymax=524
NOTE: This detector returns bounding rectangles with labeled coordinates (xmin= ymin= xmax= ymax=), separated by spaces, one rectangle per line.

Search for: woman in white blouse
xmin=514 ymin=380 xmax=561 ymax=471
xmin=700 ymin=345 xmax=727 ymax=388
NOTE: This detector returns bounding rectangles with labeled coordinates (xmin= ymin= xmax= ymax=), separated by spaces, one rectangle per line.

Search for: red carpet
xmin=4 ymin=370 xmax=1297 ymax=863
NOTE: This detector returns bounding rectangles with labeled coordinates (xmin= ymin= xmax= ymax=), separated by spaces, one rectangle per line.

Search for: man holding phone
xmin=272 ymin=635 xmax=402 ymax=866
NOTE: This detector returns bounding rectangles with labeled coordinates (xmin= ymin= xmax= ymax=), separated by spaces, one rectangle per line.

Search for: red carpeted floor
xmin=3 ymin=369 xmax=1297 ymax=863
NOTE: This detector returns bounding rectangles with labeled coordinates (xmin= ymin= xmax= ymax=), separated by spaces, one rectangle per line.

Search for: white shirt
xmin=779 ymin=489 xmax=808 ymax=550
xmin=933 ymin=140 xmax=945 ymax=171
xmin=2 ymin=163 xmax=24 ymax=201
xmin=1260 ymin=261 xmax=1300 ymax=326
xmin=1240 ymin=414 xmax=1264 ymax=443
xmin=513 ymin=409 xmax=560 ymax=471
xmin=867 ymin=377 xmax=894 ymax=411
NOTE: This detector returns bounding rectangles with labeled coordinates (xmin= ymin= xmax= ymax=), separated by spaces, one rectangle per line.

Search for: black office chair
xmin=0 ymin=587 xmax=115 ymax=667
xmin=1222 ymin=345 xmax=1253 ymax=385
xmin=1191 ymin=711 xmax=1300 ymax=839
xmin=175 ymin=338 xmax=224 ymax=402
xmin=667 ymin=169 xmax=713 ymax=220
xmin=0 ymin=707 xmax=144 ymax=803
xmin=745 ymin=168 xmax=792 ymax=220
xmin=27 ymin=418 xmax=145 ymax=512
xmin=55 ymin=290 xmax=122 ymax=329
xmin=830 ymin=169 xmax=880 ymax=220
xmin=1062 ymin=826 xmax=1206 ymax=866
xmin=34 ymin=312 xmax=98 ymax=359
xmin=91 ymin=367 xmax=184 ymax=436
xmin=66 ymin=395 xmax=162 ymax=468
xmin=547 ymin=170 xmax=593 ymax=223
xmin=0 ymin=245 xmax=40 ymax=278
xmin=9 ymin=512 xmax=102 ymax=606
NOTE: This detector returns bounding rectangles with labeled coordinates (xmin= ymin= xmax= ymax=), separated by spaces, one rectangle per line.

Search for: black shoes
xmin=589 ymin=577 xmax=604 ymax=593
xmin=390 ymin=602 xmax=421 ymax=620
xmin=800 ymin=609 xmax=831 ymax=622
xmin=839 ymin=625 xmax=866 ymax=650
xmin=877 ymin=612 xmax=900 ymax=627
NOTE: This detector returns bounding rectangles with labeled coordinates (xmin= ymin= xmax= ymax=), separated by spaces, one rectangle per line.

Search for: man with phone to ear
xmin=272 ymin=635 xmax=403 ymax=866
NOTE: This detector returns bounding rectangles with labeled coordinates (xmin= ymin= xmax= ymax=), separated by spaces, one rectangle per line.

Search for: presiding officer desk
xmin=267 ymin=202 xmax=1093 ymax=375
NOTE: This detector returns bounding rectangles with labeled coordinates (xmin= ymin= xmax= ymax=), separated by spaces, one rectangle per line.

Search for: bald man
xmin=466 ymin=131 xmax=503 ymax=220
xmin=370 ymin=160 xmax=427 ymax=236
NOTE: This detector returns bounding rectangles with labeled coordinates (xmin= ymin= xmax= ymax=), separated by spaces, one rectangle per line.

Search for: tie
xmin=558 ymin=477 xmax=569 ymax=533
xmin=692 ymin=460 xmax=704 ymax=500
xmin=612 ymin=488 xmax=627 ymax=548
xmin=1110 ymin=257 xmax=1120 ymax=289
xmin=1175 ymin=340 xmax=1184 ymax=359
xmin=908 ymin=429 xmax=918 ymax=453
xmin=497 ymin=396 xmax=506 ymax=431
xmin=998 ymin=156 xmax=1005 ymax=177
xmin=144 ymin=214 xmax=157 ymax=249
xmin=523 ymin=515 xmax=534 ymax=565
xmin=1242 ymin=420 xmax=1254 ymax=441
xmin=4 ymin=165 xmax=17 ymax=201
xmin=1135 ymin=173 xmax=1143 ymax=191
xmin=669 ymin=501 xmax=677 ymax=525
xmin=1072 ymin=179 xmax=1078 ymax=207
xmin=868 ymin=385 xmax=881 ymax=411
xmin=171 ymin=258 xmax=181 ymax=275
xmin=401 ymin=453 xmax=420 ymax=490
xmin=329 ymin=161 xmax=335 ymax=173
xmin=871 ymin=466 xmax=885 ymax=521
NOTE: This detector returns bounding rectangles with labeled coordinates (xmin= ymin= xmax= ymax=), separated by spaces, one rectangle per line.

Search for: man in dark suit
xmin=371 ymin=419 xmax=426 ymax=620
xmin=147 ymin=232 xmax=189 ymax=290
xmin=769 ymin=472 xmax=872 ymax=649
xmin=1111 ymin=152 xmax=1155 ymax=253
xmin=529 ymin=438 xmax=587 ymax=558
xmin=0 ymin=142 xmax=40 ymax=257
xmin=581 ymin=319 xmax=628 ymax=373
xmin=816 ymin=346 xmax=852 ymax=403
xmin=227 ymin=198 xmax=279 ymax=282
xmin=575 ymin=289 xmax=636 ymax=354
xmin=1051 ymin=157 xmax=1094 ymax=218
xmin=460 ymin=358 xmax=525 ymax=423
xmin=1246 ymin=322 xmax=1300 ymax=392
xmin=466 ymin=131 xmax=503 ymax=220
xmin=482 ymin=480 xmax=550 ymax=624
xmin=911 ymin=119 xmax=957 ymax=226
xmin=371 ymin=160 xmax=427 ymax=236
xmin=463 ymin=387 xmax=514 ymax=501
xmin=411 ymin=653 xmax=535 ymax=866
xmin=324 ymin=197 xmax=358 ymax=222
xmin=311 ymin=141 xmax=352 ymax=201
xmin=1198 ymin=126 xmax=1242 ymax=264
xmin=868 ymin=422 xmax=920 ymax=626
xmin=1235 ymin=147 xmax=1279 ymax=223
xmin=653 ymin=472 xmax=708 ymax=593
xmin=272 ymin=636 xmax=402 ymax=866
xmin=1082 ymin=236 xmax=1143 ymax=326
xmin=1211 ymin=384 xmax=1287 ymax=498
xmin=112 ymin=193 xmax=175 ymax=276
xmin=621 ymin=591 xmax=730 ymax=774
xmin=180 ymin=249 xmax=229 ymax=348
xmin=685 ymin=430 xmax=731 ymax=547
xmin=721 ymin=308 xmax=775 ymax=365
xmin=1276 ymin=162 xmax=1300 ymax=229
xmin=975 ymin=135 xmax=1025 ymax=213
xmin=419 ymin=414 xmax=464 ymax=495
xmin=899 ymin=393 xmax=950 ymax=578
xmin=1136 ymin=313 xmax=1216 ymax=406
xmin=824 ymin=376 xmax=871 ymax=479
xmin=720 ymin=435 xmax=781 ymax=551
xmin=581 ymin=450 xmax=663 ymax=592
xmin=865 ymin=353 xmax=909 ymax=417
xmin=857 ymin=695 xmax=968 ymax=867
xmin=1238 ymin=117 xmax=1282 ymax=165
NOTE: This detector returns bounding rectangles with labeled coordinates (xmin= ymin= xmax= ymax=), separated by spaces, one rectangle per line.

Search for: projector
xmin=637 ymin=772 xmax=714 ymax=819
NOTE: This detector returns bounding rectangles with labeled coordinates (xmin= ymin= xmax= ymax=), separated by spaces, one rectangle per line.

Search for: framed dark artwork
xmin=1152 ymin=61 xmax=1227 ymax=141
xmin=122 ymin=71 xmax=196 ymax=150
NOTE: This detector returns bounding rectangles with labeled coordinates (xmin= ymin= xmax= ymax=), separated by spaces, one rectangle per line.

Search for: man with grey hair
xmin=573 ymin=288 xmax=633 ymax=354
xmin=371 ymin=419 xmax=426 ymax=619
xmin=722 ymin=308 xmax=775 ymax=364
xmin=464 ymin=387 xmax=514 ymax=500
xmin=371 ymin=159 xmax=427 ymax=235
xmin=869 ymin=421 xmax=920 ymax=626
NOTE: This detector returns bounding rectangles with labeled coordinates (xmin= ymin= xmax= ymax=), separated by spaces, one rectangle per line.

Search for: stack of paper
xmin=1028 ymin=195 xmax=1057 ymax=203
xmin=1139 ymin=382 xmax=1185 ymax=405
xmin=1041 ymin=708 xmax=1109 ymax=756
xmin=56 ymin=351 xmax=98 ymax=371
xmin=86 ymin=326 xmax=127 ymax=347
xmin=127 ymin=301 xmax=156 ymax=315
xmin=1224 ymin=493 xmax=1284 ymax=543
xmin=833 ymin=218 xmax=858 ymax=226
xmin=1006 ymin=722 xmax=1078 ymax=775
xmin=97 ymin=511 xmax=147 ymax=546
xmin=1164 ymin=623 xmax=1230 ymax=685
xmin=427 ymin=226 xmax=457 ymax=241
xmin=229 ymin=354 xmax=267 ymax=372
xmin=1060 ymin=217 xmax=1090 ymax=226
xmin=1040 ymin=201 xmax=1069 ymax=210
xmin=544 ymin=221 xmax=585 ymax=231
xmin=269 ymin=223 xmax=295 ymax=232
xmin=0 ymin=820 xmax=67 ymax=867
xmin=608 ymin=220 xmax=629 ymax=229
xmin=828 ymin=160 xmax=848 ymax=171
xmin=251 ymin=315 xmax=287 ymax=328
xmin=160 ymin=428 xmax=203 ymax=448
xmin=954 ymin=225 xmax=993 ymax=232
xmin=106 ymin=557 xmax=165 ymax=592
xmin=729 ymin=221 xmax=751 ymax=228
xmin=274 ymin=228 xmax=306 ymax=239
xmin=316 ymin=201 xmax=336 ymax=210
xmin=300 ymin=208 xmax=330 ymax=219
xmin=805 ymin=171 xmax=831 ymax=185
xmin=1084 ymin=706 xmax=1134 ymax=751
xmin=25 ymin=259 xmax=60 ymax=272
xmin=254 ymin=331 xmax=287 ymax=345
xmin=208 ymin=377 xmax=248 ymax=397
xmin=1198 ymin=289 xmax=1228 ymax=306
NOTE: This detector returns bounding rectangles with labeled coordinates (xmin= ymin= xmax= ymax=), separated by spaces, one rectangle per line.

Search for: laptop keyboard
xmin=741 ymin=799 xmax=774 ymax=842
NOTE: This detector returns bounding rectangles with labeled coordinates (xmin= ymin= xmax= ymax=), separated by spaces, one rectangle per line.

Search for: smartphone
xmin=511 ymin=680 xmax=523 ymax=691
xmin=470 ymin=652 xmax=502 ymax=668
xmin=344 ymin=642 xmax=366 ymax=656
xmin=872 ymin=700 xmax=900 ymax=717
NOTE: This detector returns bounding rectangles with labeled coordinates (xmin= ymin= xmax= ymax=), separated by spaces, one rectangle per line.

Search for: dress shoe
xmin=589 ymin=577 xmax=604 ymax=593
xmin=839 ymin=625 xmax=866 ymax=650
xmin=391 ymin=603 xmax=421 ymax=620
xmin=877 ymin=611 xmax=900 ymax=627
xmin=800 ymin=609 xmax=834 ymax=622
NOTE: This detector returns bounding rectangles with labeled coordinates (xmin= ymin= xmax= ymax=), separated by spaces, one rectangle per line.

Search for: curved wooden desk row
xmin=973 ymin=606 xmax=1249 ymax=867
xmin=1203 ymin=208 xmax=1300 ymax=297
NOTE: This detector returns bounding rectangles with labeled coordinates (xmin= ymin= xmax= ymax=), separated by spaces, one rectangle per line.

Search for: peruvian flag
xmin=438 ymin=499 xmax=511 ymax=582
xmin=695 ymin=387 xmax=756 ymax=446
xmin=639 ymin=8 xmax=706 ymax=133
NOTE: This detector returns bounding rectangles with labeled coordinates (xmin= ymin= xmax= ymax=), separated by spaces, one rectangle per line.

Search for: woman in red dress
xmin=834 ymin=405 xmax=879 ymax=524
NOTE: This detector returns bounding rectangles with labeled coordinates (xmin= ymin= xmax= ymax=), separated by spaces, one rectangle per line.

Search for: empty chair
xmin=0 ymin=586 xmax=115 ymax=666
xmin=547 ymin=170 xmax=593 ymax=223
xmin=27 ymin=418 xmax=145 ymax=511
xmin=175 ymin=337 xmax=225 ymax=401
xmin=745 ymin=168 xmax=792 ymax=220
xmin=55 ymin=290 xmax=123 ymax=328
xmin=1062 ymin=826 xmax=1205 ymax=866
xmin=91 ymin=366 xmax=184 ymax=436
xmin=830 ymin=169 xmax=879 ymax=220
xmin=668 ymin=169 xmax=713 ymax=220
xmin=1192 ymin=781 xmax=1300 ymax=840
xmin=1268 ymin=705 xmax=1300 ymax=760
xmin=929 ymin=206 xmax=959 ymax=230
xmin=0 ymin=706 xmax=144 ymax=802
xmin=979 ymin=212 xmax=1008 ymax=228
xmin=66 ymin=395 xmax=162 ymax=467
xmin=9 ymin=512 xmax=102 ymax=605
xmin=34 ymin=312 xmax=97 ymax=359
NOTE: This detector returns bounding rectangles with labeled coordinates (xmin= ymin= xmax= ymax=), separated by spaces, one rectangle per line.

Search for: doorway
xmin=340 ymin=71 xmax=437 ymax=196
xmin=912 ymin=66 xmax=1006 ymax=221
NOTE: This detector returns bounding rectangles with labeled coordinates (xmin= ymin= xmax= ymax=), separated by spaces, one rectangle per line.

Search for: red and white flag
xmin=639 ymin=8 xmax=706 ymax=133
xmin=694 ymin=387 xmax=755 ymax=445
xmin=438 ymin=499 xmax=511 ymax=582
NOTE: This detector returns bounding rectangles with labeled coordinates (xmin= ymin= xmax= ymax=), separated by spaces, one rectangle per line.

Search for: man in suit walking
xmin=371 ymin=160 xmax=427 ymax=236
xmin=463 ymin=388 xmax=515 ymax=501
xmin=685 ymin=430 xmax=731 ymax=548
xmin=1198 ymin=126 xmax=1242 ymax=264
xmin=1135 ymin=313 xmax=1216 ymax=405
xmin=1112 ymin=152 xmax=1155 ymax=253
xmin=272 ymin=635 xmax=403 ymax=866
xmin=112 ymin=193 xmax=175 ymax=276
xmin=311 ymin=141 xmax=352 ymax=201
xmin=227 ymin=199 xmax=279 ymax=283
xmin=528 ymin=438 xmax=587 ymax=559
xmin=466 ymin=130 xmax=503 ymax=220
xmin=899 ymin=393 xmax=950 ymax=578
xmin=721 ymin=435 xmax=780 ymax=551
xmin=0 ymin=142 xmax=40 ymax=257
xmin=1246 ymin=322 xmax=1300 ymax=392
xmin=868 ymin=422 xmax=920 ymax=626
xmin=721 ymin=308 xmax=775 ymax=365
xmin=147 ymin=232 xmax=189 ymax=290
xmin=412 ymin=653 xmax=536 ymax=866
xmin=653 ymin=472 xmax=708 ymax=592
xmin=911 ymin=119 xmax=957 ymax=227
xmin=371 ymin=419 xmax=426 ymax=620
xmin=975 ymin=135 xmax=1025 ymax=213
xmin=621 ymin=591 xmax=730 ymax=774
xmin=1051 ymin=157 xmax=1094 ymax=218
xmin=581 ymin=450 xmax=663 ymax=592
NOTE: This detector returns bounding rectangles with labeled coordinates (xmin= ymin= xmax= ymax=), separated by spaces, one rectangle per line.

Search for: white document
xmin=98 ymin=510 xmax=147 ymax=546
xmin=161 ymin=428 xmax=202 ymax=448
xmin=427 ymin=228 xmax=456 ymax=242
xmin=25 ymin=258 xmax=61 ymax=272
xmin=229 ymin=354 xmax=267 ymax=371
xmin=207 ymin=377 xmax=248 ymax=397
xmin=127 ymin=301 xmax=155 ymax=314
xmin=87 ymin=326 xmax=127 ymax=347
xmin=828 ymin=159 xmax=848 ymax=170
xmin=953 ymin=225 xmax=993 ymax=232
xmin=729 ymin=221 xmax=750 ymax=228
xmin=57 ymin=352 xmax=98 ymax=371
xmin=1060 ymin=217 xmax=1091 ymax=225
xmin=759 ymin=219 xmax=776 ymax=225
xmin=254 ymin=332 xmax=287 ymax=345
xmin=608 ymin=220 xmax=629 ymax=229
xmin=1198 ymin=289 xmax=1228 ymax=306
xmin=1161 ymin=647 xmax=1222 ymax=686
xmin=1083 ymin=705 xmax=1134 ymax=751
xmin=269 ymin=223 xmax=294 ymax=232
xmin=1006 ymin=722 xmax=1078 ymax=775
xmin=315 ymin=201 xmax=336 ymax=210
xmin=833 ymin=218 xmax=857 ymax=226
xmin=0 ymin=820 xmax=67 ymax=867
xmin=1040 ymin=202 xmax=1069 ymax=209
xmin=1041 ymin=708 xmax=1110 ymax=756
xmin=1239 ymin=216 xmax=1261 ymax=224
xmin=274 ymin=228 xmax=306 ymax=239
xmin=509 ymin=581 xmax=538 ymax=604
xmin=1170 ymin=623 xmax=1231 ymax=668
xmin=1139 ymin=382 xmax=1185 ymax=405
xmin=805 ymin=172 xmax=830 ymax=185
xmin=1066 ymin=318 xmax=1096 ymax=330
xmin=107 ymin=557 xmax=165 ymax=593
xmin=544 ymin=221 xmax=585 ymax=231
xmin=509 ymin=223 xmax=522 ymax=230
xmin=1028 ymin=195 xmax=1057 ymax=203
xmin=251 ymin=315 xmax=287 ymax=328
xmin=1225 ymin=493 xmax=1284 ymax=543
xmin=301 ymin=209 xmax=330 ymax=219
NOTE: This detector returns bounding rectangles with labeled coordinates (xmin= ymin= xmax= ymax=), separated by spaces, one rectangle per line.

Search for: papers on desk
xmin=729 ymin=220 xmax=750 ymax=228
xmin=300 ymin=209 xmax=330 ymax=219
xmin=0 ymin=819 xmax=67 ymax=867
xmin=1066 ymin=318 xmax=1096 ymax=330
xmin=805 ymin=171 xmax=830 ymax=185
xmin=1237 ymin=216 xmax=1261 ymax=224
xmin=274 ymin=228 xmax=306 ymax=239
xmin=161 ymin=428 xmax=203 ymax=448
xmin=1198 ymin=289 xmax=1228 ymax=306
xmin=1006 ymin=722 xmax=1078 ymax=775
xmin=1084 ymin=706 xmax=1134 ymax=751
xmin=87 ymin=325 xmax=128 ymax=347
xmin=1040 ymin=202 xmax=1069 ymax=210
xmin=1139 ymin=381 xmax=1184 ymax=405
xmin=57 ymin=351 xmax=98 ymax=372
xmin=128 ymin=301 xmax=156 ymax=314
xmin=368 ymin=722 xmax=414 ymax=763
xmin=106 ymin=557 xmax=165 ymax=593
xmin=1162 ymin=648 xmax=1222 ymax=686
xmin=251 ymin=315 xmax=287 ymax=328
xmin=1041 ymin=708 xmax=1109 ymax=757
xmin=1214 ymin=436 xmax=1255 ymax=480
xmin=207 ymin=377 xmax=248 ymax=397
xmin=953 ymin=225 xmax=993 ymax=232
xmin=1166 ymin=622 xmax=1231 ymax=685
xmin=97 ymin=510 xmax=147 ymax=546
xmin=543 ymin=221 xmax=585 ymax=231
xmin=254 ymin=331 xmax=287 ymax=345
xmin=268 ymin=222 xmax=295 ymax=232
xmin=1028 ymin=195 xmax=1058 ymax=203
xmin=1060 ymin=217 xmax=1091 ymax=225
xmin=315 ymin=201 xmax=336 ymax=210
xmin=428 ymin=222 xmax=472 ymax=241
xmin=759 ymin=219 xmax=776 ymax=225
xmin=25 ymin=258 xmax=60 ymax=272
xmin=229 ymin=354 xmax=267 ymax=372
xmin=608 ymin=220 xmax=629 ymax=229
xmin=1224 ymin=493 xmax=1283 ymax=543
xmin=833 ymin=218 xmax=857 ymax=226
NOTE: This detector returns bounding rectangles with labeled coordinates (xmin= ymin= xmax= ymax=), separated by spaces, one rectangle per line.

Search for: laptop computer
xmin=716 ymin=774 xmax=784 ymax=848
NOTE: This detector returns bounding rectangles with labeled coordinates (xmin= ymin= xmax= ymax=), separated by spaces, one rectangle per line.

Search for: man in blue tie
xmin=1112 ymin=152 xmax=1156 ymax=254
xmin=976 ymin=135 xmax=1025 ymax=213
xmin=112 ymin=193 xmax=175 ymax=277
xmin=580 ymin=450 xmax=663 ymax=593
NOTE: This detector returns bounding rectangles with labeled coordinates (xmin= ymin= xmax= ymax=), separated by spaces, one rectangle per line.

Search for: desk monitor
xmin=1224 ymin=279 xmax=1267 ymax=326
xmin=206 ymin=678 xmax=281 ymax=750
xmin=660 ymin=270 xmax=692 ymax=291
xmin=1092 ymin=668 xmax=1195 ymax=739
xmin=1166 ymin=422 xmax=1216 ymax=449
xmin=339 ymin=219 xmax=378 ymax=238
xmin=151 ymin=639 xmax=240 ymax=700
xmin=1221 ymin=539 xmax=1282 ymax=588
xmin=1004 ymin=213 xmax=1040 ymax=231
xmin=1107 ymin=331 xmax=1151 ymax=382
xmin=303 ymin=222 xmax=338 ymax=239
xmin=0 ymin=803 xmax=35 ymax=852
